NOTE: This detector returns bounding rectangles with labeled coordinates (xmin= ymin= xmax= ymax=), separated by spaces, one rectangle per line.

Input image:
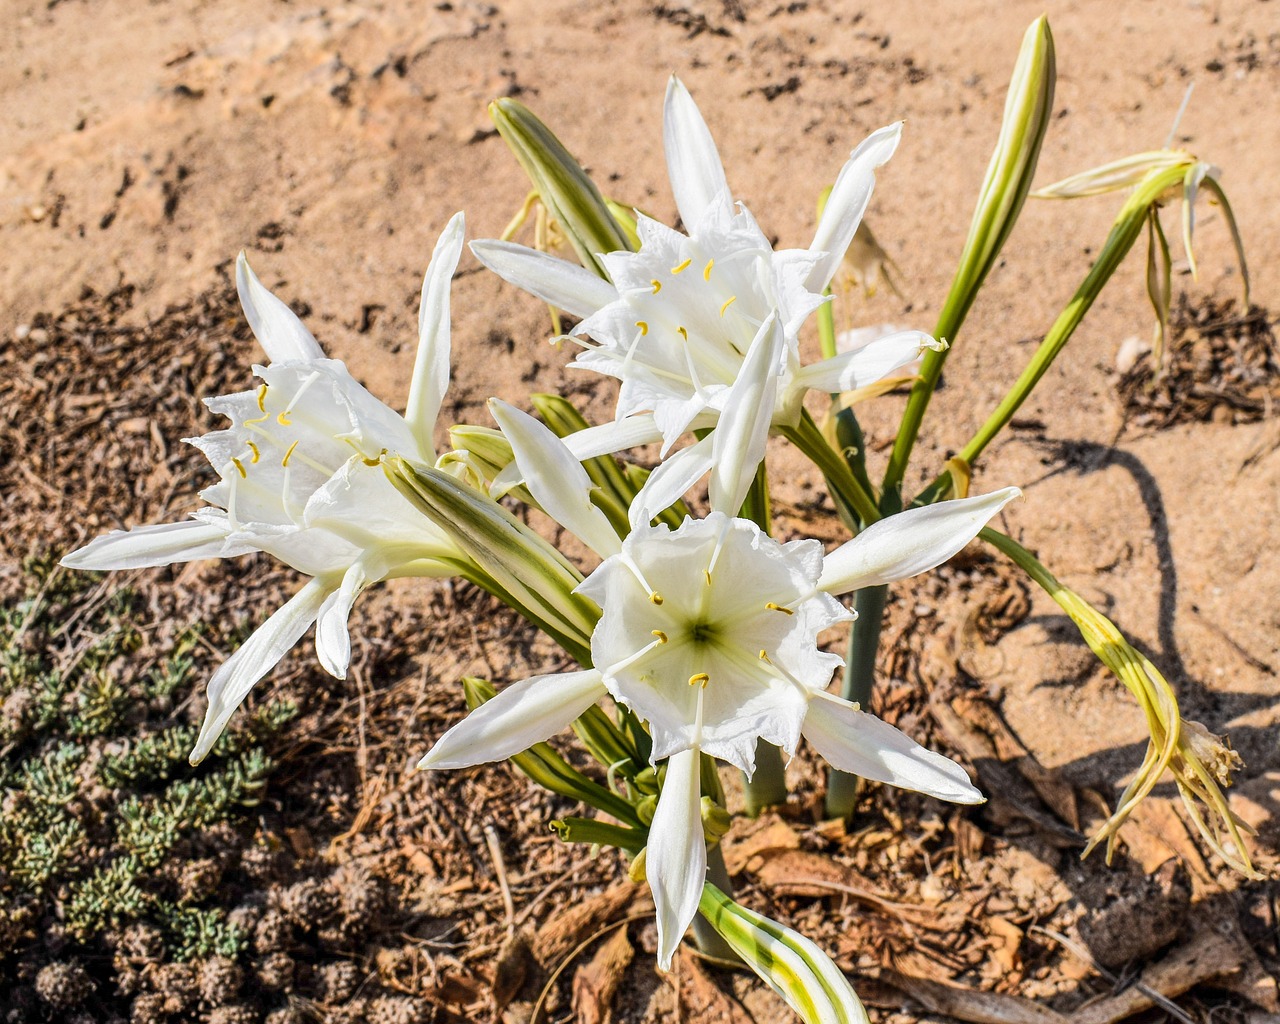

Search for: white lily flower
xmin=63 ymin=214 xmax=469 ymax=763
xmin=471 ymin=76 xmax=940 ymax=459
xmin=421 ymin=399 xmax=1020 ymax=968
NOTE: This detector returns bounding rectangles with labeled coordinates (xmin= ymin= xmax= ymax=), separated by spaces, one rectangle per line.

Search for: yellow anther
xmin=649 ymin=592 xmax=665 ymax=606
xmin=246 ymin=441 xmax=261 ymax=464
xmin=650 ymin=279 xmax=662 ymax=294
xmin=671 ymin=258 xmax=692 ymax=274
xmin=676 ymin=326 xmax=688 ymax=342
xmin=758 ymin=650 xmax=771 ymax=663
xmin=703 ymin=259 xmax=714 ymax=281
xmin=719 ymin=296 xmax=737 ymax=317
xmin=256 ymin=384 xmax=268 ymax=412
xmin=765 ymin=602 xmax=794 ymax=615
xmin=704 ymin=569 xmax=712 ymax=587
xmin=361 ymin=447 xmax=387 ymax=467
xmin=636 ymin=320 xmax=649 ymax=336
xmin=230 ymin=457 xmax=247 ymax=478
xmin=688 ymin=673 xmax=710 ymax=688
xmin=282 ymin=440 xmax=299 ymax=467
xmin=651 ymin=630 xmax=669 ymax=643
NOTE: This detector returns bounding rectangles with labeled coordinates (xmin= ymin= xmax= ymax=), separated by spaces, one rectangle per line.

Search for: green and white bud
xmin=490 ymin=97 xmax=635 ymax=278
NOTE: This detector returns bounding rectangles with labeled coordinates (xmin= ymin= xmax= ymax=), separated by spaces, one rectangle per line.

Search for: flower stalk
xmin=883 ymin=16 xmax=1056 ymax=503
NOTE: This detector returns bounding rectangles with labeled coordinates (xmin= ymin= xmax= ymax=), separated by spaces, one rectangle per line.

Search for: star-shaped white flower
xmin=63 ymin=214 xmax=468 ymax=762
xmin=470 ymin=76 xmax=939 ymax=467
xmin=419 ymin=392 xmax=1019 ymax=969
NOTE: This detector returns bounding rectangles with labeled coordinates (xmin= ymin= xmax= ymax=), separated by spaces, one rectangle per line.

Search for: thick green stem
xmin=824 ymin=584 xmax=889 ymax=819
xmin=693 ymin=844 xmax=741 ymax=963
xmin=738 ymin=464 xmax=788 ymax=814
xmin=744 ymin=742 xmax=788 ymax=816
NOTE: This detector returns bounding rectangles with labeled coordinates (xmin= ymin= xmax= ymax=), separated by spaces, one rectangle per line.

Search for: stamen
xmin=688 ymin=673 xmax=710 ymax=688
xmin=282 ymin=440 xmax=300 ymax=467
xmin=244 ymin=384 xmax=271 ymax=426
xmin=246 ymin=441 xmax=261 ymax=464
xmin=651 ymin=630 xmax=669 ymax=643
xmin=650 ymin=592 xmax=665 ymax=606
xmin=230 ymin=457 xmax=247 ymax=479
xmin=671 ymin=258 xmax=692 ymax=274
xmin=225 ymin=471 xmax=240 ymax=531
xmin=650 ymin=279 xmax=662 ymax=294
xmin=603 ymin=636 xmax=667 ymax=678
xmin=765 ymin=602 xmax=794 ymax=615
xmin=759 ymin=650 xmax=771 ymax=663
xmin=676 ymin=326 xmax=688 ymax=342
xmin=361 ymin=448 xmax=387 ymax=467
xmin=704 ymin=569 xmax=712 ymax=587
xmin=278 ymin=370 xmax=323 ymax=427
xmin=635 ymin=320 xmax=649 ymax=336
xmin=719 ymin=296 xmax=737 ymax=317
xmin=703 ymin=259 xmax=714 ymax=281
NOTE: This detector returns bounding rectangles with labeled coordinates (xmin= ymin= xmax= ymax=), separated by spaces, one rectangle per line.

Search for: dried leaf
xmin=676 ymin=951 xmax=755 ymax=1024
xmin=879 ymin=968 xmax=1069 ymax=1024
xmin=572 ymin=925 xmax=633 ymax=1024
xmin=492 ymin=931 xmax=535 ymax=1012
xmin=535 ymin=881 xmax=642 ymax=964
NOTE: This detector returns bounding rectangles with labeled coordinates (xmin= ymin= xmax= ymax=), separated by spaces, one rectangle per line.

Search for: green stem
xmin=693 ymin=844 xmax=741 ymax=963
xmin=912 ymin=163 xmax=1189 ymax=506
xmin=738 ymin=463 xmax=788 ymax=814
xmin=781 ymin=413 xmax=881 ymax=530
xmin=882 ymin=17 xmax=1055 ymax=505
xmin=824 ymin=584 xmax=888 ymax=819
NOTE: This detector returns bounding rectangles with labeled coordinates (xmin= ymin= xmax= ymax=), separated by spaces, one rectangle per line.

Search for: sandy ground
xmin=2 ymin=0 xmax=1279 ymax=1018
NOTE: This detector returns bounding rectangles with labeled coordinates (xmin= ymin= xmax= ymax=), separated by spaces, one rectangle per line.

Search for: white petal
xmin=489 ymin=400 xmax=622 ymax=558
xmin=818 ymin=488 xmax=1021 ymax=595
xmin=663 ymin=76 xmax=732 ymax=230
xmin=314 ymin=561 xmax=371 ymax=679
xmin=236 ymin=253 xmax=326 ymax=363
xmin=419 ymin=669 xmax=607 ymax=769
xmin=794 ymin=330 xmax=940 ymax=394
xmin=708 ymin=314 xmax=784 ymax=516
xmin=803 ymin=692 xmax=983 ymax=804
xmin=470 ymin=239 xmax=618 ymax=319
xmin=648 ymin=746 xmax=706 ymax=970
xmin=406 ymin=211 xmax=466 ymax=458
xmin=190 ymin=577 xmax=329 ymax=764
xmin=61 ymin=519 xmax=234 ymax=570
xmin=806 ymin=123 xmax=902 ymax=293
xmin=629 ymin=434 xmax=715 ymax=529
xmin=563 ymin=413 xmax=665 ymax=461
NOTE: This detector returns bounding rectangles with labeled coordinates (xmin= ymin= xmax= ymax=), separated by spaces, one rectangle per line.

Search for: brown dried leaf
xmin=1073 ymin=919 xmax=1252 ymax=1024
xmin=492 ymin=931 xmax=534 ymax=1013
xmin=572 ymin=925 xmax=633 ymax=1024
xmin=879 ymin=968 xmax=1070 ymax=1024
xmin=535 ymin=881 xmax=641 ymax=964
xmin=721 ymin=813 xmax=801 ymax=875
xmin=676 ymin=951 xmax=755 ymax=1024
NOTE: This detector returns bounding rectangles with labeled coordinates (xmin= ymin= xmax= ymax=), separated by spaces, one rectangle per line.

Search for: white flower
xmin=420 ymin=396 xmax=1020 ymax=969
xmin=471 ymin=75 xmax=940 ymax=463
xmin=63 ymin=214 xmax=468 ymax=762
